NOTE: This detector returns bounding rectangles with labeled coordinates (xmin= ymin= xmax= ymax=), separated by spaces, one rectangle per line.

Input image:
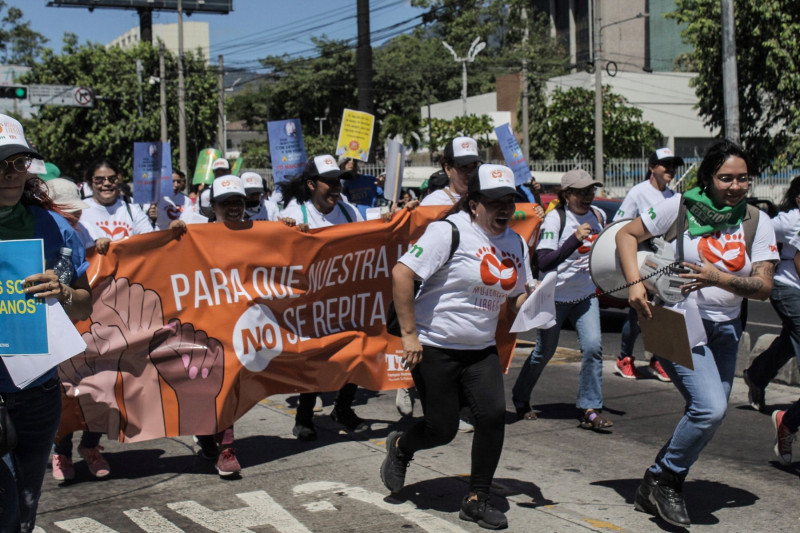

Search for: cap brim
xmin=453 ymin=154 xmax=479 ymax=166
xmin=658 ymin=156 xmax=684 ymax=166
xmin=62 ymin=198 xmax=90 ymax=212
xmin=566 ymin=178 xmax=603 ymax=189
xmin=213 ymin=192 xmax=245 ymax=203
xmin=318 ymin=169 xmax=354 ymax=180
xmin=0 ymin=144 xmax=42 ymax=162
xmin=480 ymin=186 xmax=517 ymax=199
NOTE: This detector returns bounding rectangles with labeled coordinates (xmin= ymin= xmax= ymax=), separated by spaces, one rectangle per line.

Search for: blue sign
xmin=0 ymin=240 xmax=48 ymax=355
xmin=267 ymin=119 xmax=308 ymax=184
xmin=343 ymin=174 xmax=378 ymax=219
xmin=133 ymin=141 xmax=172 ymax=204
xmin=495 ymin=123 xmax=530 ymax=186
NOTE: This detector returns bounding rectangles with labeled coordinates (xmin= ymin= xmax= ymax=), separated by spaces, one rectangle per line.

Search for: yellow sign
xmin=336 ymin=108 xmax=375 ymax=162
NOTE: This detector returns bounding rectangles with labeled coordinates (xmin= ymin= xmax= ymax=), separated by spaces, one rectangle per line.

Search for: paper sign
xmin=510 ymin=271 xmax=557 ymax=332
xmin=384 ymin=139 xmax=405 ymax=206
xmin=267 ymin=119 xmax=308 ymax=184
xmin=133 ymin=142 xmax=172 ymax=204
xmin=495 ymin=122 xmax=530 ymax=186
xmin=3 ymin=299 xmax=86 ymax=388
xmin=0 ymin=239 xmax=49 ymax=355
xmin=192 ymin=148 xmax=221 ymax=186
xmin=639 ymin=303 xmax=696 ymax=370
xmin=336 ymin=109 xmax=375 ymax=161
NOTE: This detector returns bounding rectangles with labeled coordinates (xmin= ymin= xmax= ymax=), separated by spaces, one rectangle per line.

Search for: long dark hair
xmin=84 ymin=157 xmax=122 ymax=182
xmin=696 ymin=139 xmax=751 ymax=192
xmin=778 ymin=175 xmax=800 ymax=213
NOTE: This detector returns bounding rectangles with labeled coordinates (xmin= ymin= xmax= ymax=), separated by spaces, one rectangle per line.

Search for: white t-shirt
xmin=154 ymin=192 xmax=194 ymax=230
xmin=280 ymin=200 xmax=363 ymax=228
xmin=78 ymin=197 xmax=155 ymax=242
xmin=420 ymin=187 xmax=460 ymax=206
xmin=613 ymin=179 xmax=675 ymax=221
xmin=245 ymin=199 xmax=280 ymax=222
xmin=643 ymin=194 xmax=779 ymax=321
xmin=770 ymin=209 xmax=800 ymax=290
xmin=537 ymin=207 xmax=605 ymax=302
xmin=399 ymin=210 xmax=532 ymax=350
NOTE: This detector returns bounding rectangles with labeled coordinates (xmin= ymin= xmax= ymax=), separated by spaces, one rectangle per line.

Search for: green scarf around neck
xmin=0 ymin=203 xmax=35 ymax=241
xmin=682 ymin=186 xmax=746 ymax=236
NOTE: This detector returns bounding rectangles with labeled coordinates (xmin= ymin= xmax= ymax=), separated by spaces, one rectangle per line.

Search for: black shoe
xmin=193 ymin=435 xmax=219 ymax=460
xmin=743 ymin=368 xmax=766 ymax=412
xmin=649 ymin=468 xmax=690 ymax=527
xmin=331 ymin=406 xmax=369 ymax=432
xmin=633 ymin=469 xmax=658 ymax=515
xmin=292 ymin=422 xmax=317 ymax=441
xmin=380 ymin=430 xmax=412 ymax=493
xmin=459 ymin=492 xmax=508 ymax=530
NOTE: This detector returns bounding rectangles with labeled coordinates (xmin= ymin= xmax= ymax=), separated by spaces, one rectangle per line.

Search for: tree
xmin=670 ymin=1 xmax=800 ymax=169
xmin=0 ymin=1 xmax=48 ymax=66
xmin=538 ymin=87 xmax=663 ymax=159
xmin=19 ymin=41 xmax=218 ymax=178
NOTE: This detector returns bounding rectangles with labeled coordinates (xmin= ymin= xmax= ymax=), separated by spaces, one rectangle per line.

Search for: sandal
xmin=515 ymin=404 xmax=537 ymax=421
xmin=580 ymin=409 xmax=613 ymax=431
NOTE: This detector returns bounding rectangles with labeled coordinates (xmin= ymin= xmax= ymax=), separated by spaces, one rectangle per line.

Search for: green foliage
xmin=670 ymin=1 xmax=800 ymax=169
xmin=428 ymin=115 xmax=494 ymax=152
xmin=538 ymin=87 xmax=663 ymax=159
xmin=19 ymin=41 xmax=218 ymax=179
xmin=0 ymin=1 xmax=48 ymax=66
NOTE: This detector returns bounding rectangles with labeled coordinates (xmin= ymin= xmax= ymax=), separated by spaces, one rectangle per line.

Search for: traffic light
xmin=0 ymin=86 xmax=27 ymax=99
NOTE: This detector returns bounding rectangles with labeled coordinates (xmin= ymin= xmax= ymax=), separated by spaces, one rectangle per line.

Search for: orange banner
xmin=59 ymin=205 xmax=541 ymax=442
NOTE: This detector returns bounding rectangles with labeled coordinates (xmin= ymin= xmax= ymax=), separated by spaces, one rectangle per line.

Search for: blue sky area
xmin=12 ymin=1 xmax=425 ymax=71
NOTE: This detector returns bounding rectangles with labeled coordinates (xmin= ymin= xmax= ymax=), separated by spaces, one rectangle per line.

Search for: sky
xmin=10 ymin=1 xmax=426 ymax=72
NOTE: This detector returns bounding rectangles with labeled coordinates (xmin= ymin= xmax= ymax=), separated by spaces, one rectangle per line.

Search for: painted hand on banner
xmin=93 ymin=277 xmax=166 ymax=440
xmin=149 ymin=319 xmax=225 ymax=436
xmin=58 ymin=322 xmax=126 ymax=438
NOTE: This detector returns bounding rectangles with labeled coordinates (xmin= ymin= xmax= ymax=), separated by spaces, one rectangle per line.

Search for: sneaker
xmin=615 ymin=356 xmax=643 ymax=379
xmin=649 ymin=468 xmax=690 ymax=527
xmin=52 ymin=454 xmax=75 ymax=481
xmin=458 ymin=418 xmax=475 ymax=433
xmin=744 ymin=368 xmax=766 ymax=412
xmin=78 ymin=445 xmax=110 ymax=478
xmin=331 ymin=406 xmax=369 ymax=432
xmin=459 ymin=493 xmax=508 ymax=530
xmin=292 ymin=422 xmax=317 ymax=441
xmin=395 ymin=388 xmax=414 ymax=417
xmin=633 ymin=469 xmax=658 ymax=515
xmin=772 ymin=410 xmax=796 ymax=465
xmin=649 ymin=358 xmax=672 ymax=382
xmin=313 ymin=396 xmax=324 ymax=413
xmin=193 ymin=435 xmax=220 ymax=459
xmin=215 ymin=447 xmax=242 ymax=477
xmin=380 ymin=430 xmax=412 ymax=493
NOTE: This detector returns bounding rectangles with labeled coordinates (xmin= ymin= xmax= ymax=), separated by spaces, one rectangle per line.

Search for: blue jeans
xmin=649 ymin=318 xmax=741 ymax=476
xmin=620 ymin=307 xmax=640 ymax=359
xmin=512 ymin=298 xmax=604 ymax=410
xmin=0 ymin=377 xmax=62 ymax=533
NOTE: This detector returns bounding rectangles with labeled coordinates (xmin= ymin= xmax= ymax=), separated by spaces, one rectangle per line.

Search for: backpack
xmin=531 ymin=204 xmax=604 ymax=278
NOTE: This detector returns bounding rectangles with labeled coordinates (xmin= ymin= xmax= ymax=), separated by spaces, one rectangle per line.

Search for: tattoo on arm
xmin=728 ymin=261 xmax=774 ymax=297
xmin=708 ymin=270 xmax=720 ymax=286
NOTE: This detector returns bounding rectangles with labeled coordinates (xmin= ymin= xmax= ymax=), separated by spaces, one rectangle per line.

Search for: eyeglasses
xmin=92 ymin=175 xmax=119 ymax=185
xmin=0 ymin=156 xmax=31 ymax=175
xmin=714 ymin=174 xmax=752 ymax=185
xmin=569 ymin=186 xmax=597 ymax=196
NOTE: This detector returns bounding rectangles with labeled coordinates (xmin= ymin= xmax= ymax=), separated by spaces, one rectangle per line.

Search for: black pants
xmin=295 ymin=384 xmax=358 ymax=424
xmin=399 ymin=345 xmax=505 ymax=495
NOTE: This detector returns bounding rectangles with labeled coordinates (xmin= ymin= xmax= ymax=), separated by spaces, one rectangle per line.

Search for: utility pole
xmin=177 ymin=0 xmax=187 ymax=174
xmin=442 ymin=38 xmax=486 ymax=117
xmin=720 ymin=0 xmax=740 ymax=143
xmin=135 ymin=59 xmax=143 ymax=117
xmin=356 ymin=0 xmax=374 ymax=115
xmin=521 ymin=6 xmax=530 ymax=163
xmin=593 ymin=0 xmax=603 ymax=183
xmin=217 ymin=54 xmax=225 ymax=153
xmin=159 ymin=44 xmax=167 ymax=143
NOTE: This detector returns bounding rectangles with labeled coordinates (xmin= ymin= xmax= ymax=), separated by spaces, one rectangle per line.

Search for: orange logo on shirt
xmin=97 ymin=220 xmax=132 ymax=239
xmin=577 ymin=233 xmax=599 ymax=254
xmin=698 ymin=231 xmax=746 ymax=272
xmin=477 ymin=246 xmax=519 ymax=290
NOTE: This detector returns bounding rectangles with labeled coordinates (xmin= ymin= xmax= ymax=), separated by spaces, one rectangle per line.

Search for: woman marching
xmin=381 ymin=164 xmax=531 ymax=530
xmin=616 ymin=139 xmax=778 ymax=527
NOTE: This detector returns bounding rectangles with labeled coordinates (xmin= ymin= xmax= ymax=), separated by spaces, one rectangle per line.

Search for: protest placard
xmin=267 ymin=119 xmax=307 ymax=184
xmin=336 ymin=109 xmax=374 ymax=162
xmin=0 ymin=240 xmax=49 ymax=356
xmin=495 ymin=122 xmax=531 ymax=186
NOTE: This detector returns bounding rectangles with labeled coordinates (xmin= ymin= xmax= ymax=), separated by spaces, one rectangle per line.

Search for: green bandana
xmin=682 ymin=187 xmax=746 ymax=236
xmin=0 ymin=203 xmax=35 ymax=241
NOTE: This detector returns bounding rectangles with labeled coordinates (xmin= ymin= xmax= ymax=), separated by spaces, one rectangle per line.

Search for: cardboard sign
xmin=384 ymin=139 xmax=405 ymax=206
xmin=336 ymin=109 xmax=374 ymax=162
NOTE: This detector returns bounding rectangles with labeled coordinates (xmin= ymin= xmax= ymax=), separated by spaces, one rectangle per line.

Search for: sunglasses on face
xmin=569 ymin=186 xmax=597 ymax=196
xmin=92 ymin=175 xmax=119 ymax=185
xmin=0 ymin=156 xmax=31 ymax=175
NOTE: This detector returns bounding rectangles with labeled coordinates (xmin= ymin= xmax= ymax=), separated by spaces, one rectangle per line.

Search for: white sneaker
xmin=395 ymin=388 xmax=414 ymax=417
xmin=458 ymin=418 xmax=474 ymax=433
xmin=313 ymin=396 xmax=324 ymax=413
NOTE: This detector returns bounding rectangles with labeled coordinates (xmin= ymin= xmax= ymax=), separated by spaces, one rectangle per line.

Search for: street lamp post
xmin=442 ymin=37 xmax=486 ymax=117
xmin=593 ymin=3 xmax=649 ymax=182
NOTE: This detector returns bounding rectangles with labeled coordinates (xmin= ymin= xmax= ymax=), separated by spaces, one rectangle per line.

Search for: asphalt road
xmin=32 ymin=308 xmax=799 ymax=533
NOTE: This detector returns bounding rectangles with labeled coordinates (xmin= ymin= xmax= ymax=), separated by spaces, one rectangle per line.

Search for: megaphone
xmin=589 ymin=219 xmax=687 ymax=304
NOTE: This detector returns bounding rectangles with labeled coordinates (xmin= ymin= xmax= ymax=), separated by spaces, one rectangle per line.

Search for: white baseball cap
xmin=211 ymin=158 xmax=230 ymax=170
xmin=468 ymin=164 xmax=517 ymax=199
xmin=0 ymin=114 xmax=42 ymax=162
xmin=444 ymin=136 xmax=480 ymax=166
xmin=241 ymin=171 xmax=264 ymax=194
xmin=211 ymin=175 xmax=245 ymax=202
xmin=304 ymin=154 xmax=353 ymax=180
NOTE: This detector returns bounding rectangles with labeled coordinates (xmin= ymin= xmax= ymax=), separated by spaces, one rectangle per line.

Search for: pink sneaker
xmin=773 ymin=410 xmax=796 ymax=465
xmin=216 ymin=447 xmax=241 ymax=477
xmin=615 ymin=356 xmax=643 ymax=379
xmin=649 ymin=358 xmax=672 ymax=382
xmin=78 ymin=445 xmax=110 ymax=478
xmin=52 ymin=454 xmax=75 ymax=481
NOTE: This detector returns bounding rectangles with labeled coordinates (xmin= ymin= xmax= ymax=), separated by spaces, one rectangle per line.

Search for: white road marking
xmin=54 ymin=518 xmax=118 ymax=532
xmin=124 ymin=507 xmax=184 ymax=532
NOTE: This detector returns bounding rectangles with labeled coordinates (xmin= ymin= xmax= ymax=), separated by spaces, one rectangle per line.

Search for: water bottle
xmin=53 ymin=247 xmax=74 ymax=285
